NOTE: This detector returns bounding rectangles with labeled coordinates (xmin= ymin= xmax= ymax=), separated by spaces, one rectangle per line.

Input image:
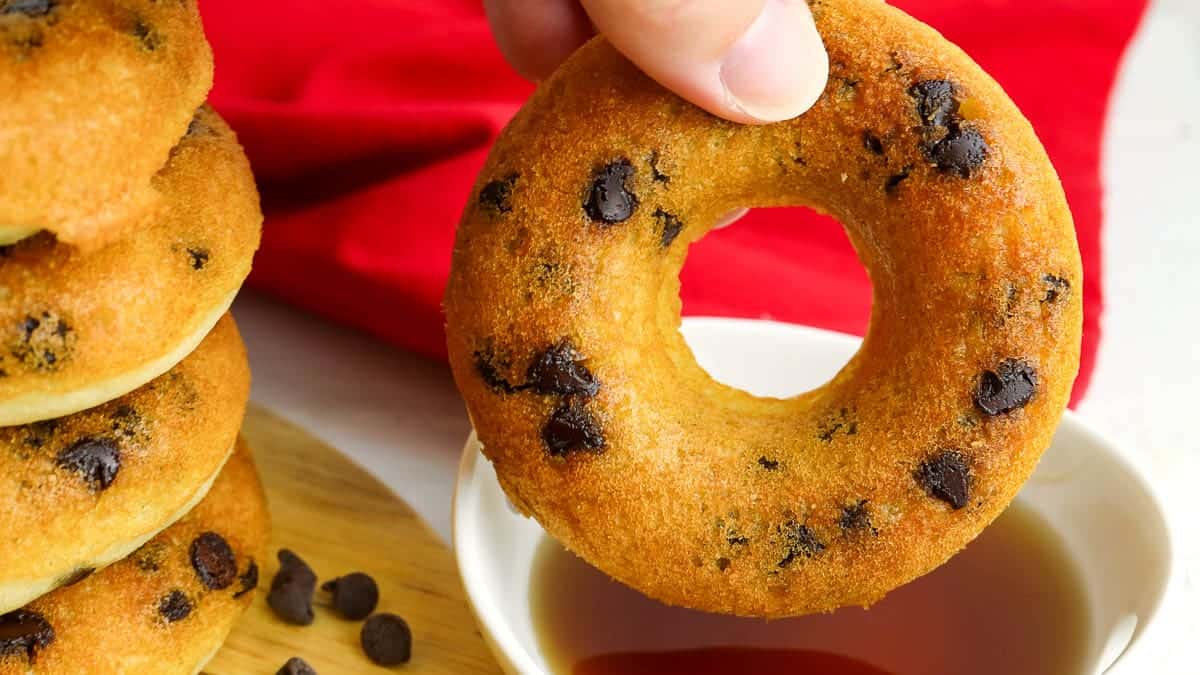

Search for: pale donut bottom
xmin=0 ymin=444 xmax=233 ymax=615
xmin=0 ymin=223 xmax=40 ymax=246
xmin=0 ymin=288 xmax=239 ymax=427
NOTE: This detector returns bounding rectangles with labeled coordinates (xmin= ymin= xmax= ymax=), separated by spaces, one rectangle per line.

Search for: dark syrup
xmin=532 ymin=502 xmax=1091 ymax=675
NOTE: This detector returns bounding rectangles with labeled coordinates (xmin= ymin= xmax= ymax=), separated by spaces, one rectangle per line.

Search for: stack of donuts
xmin=0 ymin=1 xmax=267 ymax=671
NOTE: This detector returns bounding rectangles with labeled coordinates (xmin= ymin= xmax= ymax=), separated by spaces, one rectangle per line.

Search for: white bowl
xmin=454 ymin=318 xmax=1178 ymax=675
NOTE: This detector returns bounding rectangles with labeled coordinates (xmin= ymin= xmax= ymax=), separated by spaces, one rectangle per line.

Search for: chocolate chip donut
xmin=445 ymin=0 xmax=1083 ymax=617
xmin=0 ymin=437 xmax=267 ymax=674
xmin=0 ymin=0 xmax=213 ymax=247
xmin=0 ymin=314 xmax=248 ymax=615
xmin=0 ymin=106 xmax=261 ymax=427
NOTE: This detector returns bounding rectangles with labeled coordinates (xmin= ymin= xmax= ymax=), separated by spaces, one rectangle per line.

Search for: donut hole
xmin=678 ymin=206 xmax=872 ymax=398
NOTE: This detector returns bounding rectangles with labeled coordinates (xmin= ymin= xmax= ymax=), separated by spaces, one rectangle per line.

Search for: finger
xmin=580 ymin=0 xmax=829 ymax=124
xmin=483 ymin=0 xmax=594 ymax=81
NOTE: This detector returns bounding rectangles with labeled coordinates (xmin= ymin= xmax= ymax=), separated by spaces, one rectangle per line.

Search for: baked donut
xmin=0 ymin=106 xmax=261 ymax=427
xmin=0 ymin=314 xmax=248 ymax=616
xmin=0 ymin=437 xmax=268 ymax=674
xmin=0 ymin=0 xmax=213 ymax=247
xmin=445 ymin=0 xmax=1082 ymax=617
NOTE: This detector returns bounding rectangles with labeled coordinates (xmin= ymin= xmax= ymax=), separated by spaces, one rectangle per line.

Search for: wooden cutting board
xmin=204 ymin=405 xmax=501 ymax=674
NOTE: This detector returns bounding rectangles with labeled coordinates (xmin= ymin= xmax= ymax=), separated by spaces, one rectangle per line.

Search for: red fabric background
xmin=202 ymin=0 xmax=1149 ymax=404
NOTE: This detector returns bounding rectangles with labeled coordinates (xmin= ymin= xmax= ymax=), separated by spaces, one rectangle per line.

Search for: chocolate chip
xmin=778 ymin=520 xmax=825 ymax=567
xmin=757 ymin=456 xmax=780 ymax=471
xmin=885 ymin=165 xmax=912 ymax=193
xmin=929 ymin=126 xmax=989 ymax=177
xmin=233 ymin=560 xmax=259 ymax=599
xmin=839 ymin=500 xmax=876 ymax=534
xmin=277 ymin=657 xmax=319 ymax=675
xmin=190 ymin=532 xmax=238 ymax=590
xmin=473 ymin=348 xmax=523 ymax=394
xmin=186 ymin=248 xmax=210 ymax=270
xmin=526 ymin=341 xmax=599 ymax=397
xmin=268 ymin=549 xmax=317 ymax=626
xmin=0 ymin=610 xmax=54 ymax=663
xmin=60 ymin=567 xmax=94 ymax=587
xmin=56 ymin=437 xmax=120 ymax=491
xmin=361 ymin=613 xmax=412 ymax=666
xmin=863 ymin=132 xmax=884 ymax=155
xmin=974 ymin=359 xmax=1037 ymax=416
xmin=479 ymin=173 xmax=518 ymax=215
xmin=715 ymin=557 xmax=731 ymax=571
xmin=131 ymin=19 xmax=162 ymax=51
xmin=583 ymin=160 xmax=637 ymax=224
xmin=652 ymin=208 xmax=684 ymax=248
xmin=1 ymin=0 xmax=54 ymax=17
xmin=909 ymin=80 xmax=959 ymax=127
xmin=321 ymin=572 xmax=379 ymax=621
xmin=542 ymin=400 xmax=605 ymax=456
xmin=1043 ymin=274 xmax=1071 ymax=303
xmin=915 ymin=450 xmax=971 ymax=509
xmin=158 ymin=590 xmax=192 ymax=623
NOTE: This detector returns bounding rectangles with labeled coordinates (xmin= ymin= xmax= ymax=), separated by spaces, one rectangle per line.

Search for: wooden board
xmin=205 ymin=405 xmax=501 ymax=674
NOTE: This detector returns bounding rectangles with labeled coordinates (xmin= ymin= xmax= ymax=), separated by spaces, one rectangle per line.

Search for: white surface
xmin=455 ymin=319 xmax=1177 ymax=675
xmin=235 ymin=0 xmax=1199 ymax=669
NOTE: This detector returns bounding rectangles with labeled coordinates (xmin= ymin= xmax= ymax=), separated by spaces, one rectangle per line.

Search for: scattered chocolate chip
xmin=55 ymin=437 xmax=121 ymax=491
xmin=915 ymin=450 xmax=971 ymax=509
xmin=1 ymin=0 xmax=54 ymax=17
xmin=839 ymin=501 xmax=876 ymax=534
xmin=909 ymin=80 xmax=959 ymax=127
xmin=778 ymin=520 xmax=825 ymax=567
xmin=715 ymin=557 xmax=731 ymax=571
xmin=131 ymin=19 xmax=162 ymax=50
xmin=652 ymin=208 xmax=684 ymax=248
xmin=0 ymin=610 xmax=54 ymax=663
xmin=542 ymin=400 xmax=605 ymax=456
xmin=233 ymin=560 xmax=259 ymax=599
xmin=60 ymin=567 xmax=94 ymax=587
xmin=158 ymin=590 xmax=192 ymax=623
xmin=277 ymin=657 xmax=318 ymax=675
xmin=190 ymin=532 xmax=238 ymax=590
xmin=974 ymin=359 xmax=1038 ymax=416
xmin=322 ymin=572 xmax=379 ymax=621
xmin=583 ymin=160 xmax=637 ymax=224
xmin=648 ymin=151 xmax=670 ymax=184
xmin=863 ymin=132 xmax=884 ymax=155
xmin=361 ymin=613 xmax=412 ymax=667
xmin=757 ymin=456 xmax=780 ymax=471
xmin=726 ymin=533 xmax=749 ymax=547
xmin=473 ymin=348 xmax=523 ymax=394
xmin=268 ymin=549 xmax=317 ymax=626
xmin=1043 ymin=274 xmax=1071 ymax=303
xmin=885 ymin=165 xmax=912 ymax=193
xmin=928 ymin=126 xmax=989 ymax=178
xmin=186 ymin=248 xmax=210 ymax=270
xmin=526 ymin=341 xmax=599 ymax=397
xmin=479 ymin=173 xmax=518 ymax=215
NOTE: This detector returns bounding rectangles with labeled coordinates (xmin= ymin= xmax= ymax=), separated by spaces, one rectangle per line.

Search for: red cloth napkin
xmin=203 ymin=0 xmax=1148 ymax=405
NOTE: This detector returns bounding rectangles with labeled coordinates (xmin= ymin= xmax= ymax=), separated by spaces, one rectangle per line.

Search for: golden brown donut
xmin=445 ymin=0 xmax=1083 ymax=617
xmin=0 ymin=106 xmax=261 ymax=427
xmin=0 ymin=314 xmax=248 ymax=616
xmin=0 ymin=0 xmax=213 ymax=247
xmin=0 ymin=437 xmax=268 ymax=674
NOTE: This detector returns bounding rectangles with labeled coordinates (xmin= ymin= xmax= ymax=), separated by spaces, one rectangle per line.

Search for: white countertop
xmin=235 ymin=0 xmax=1199 ymax=667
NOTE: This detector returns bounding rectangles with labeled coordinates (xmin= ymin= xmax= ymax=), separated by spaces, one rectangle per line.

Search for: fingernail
xmin=719 ymin=0 xmax=829 ymax=122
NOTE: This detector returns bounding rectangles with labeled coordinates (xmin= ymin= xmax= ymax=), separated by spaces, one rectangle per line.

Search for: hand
xmin=484 ymin=0 xmax=830 ymax=124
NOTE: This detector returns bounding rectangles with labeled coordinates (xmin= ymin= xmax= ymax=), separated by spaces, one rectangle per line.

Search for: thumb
xmin=580 ymin=0 xmax=829 ymax=124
